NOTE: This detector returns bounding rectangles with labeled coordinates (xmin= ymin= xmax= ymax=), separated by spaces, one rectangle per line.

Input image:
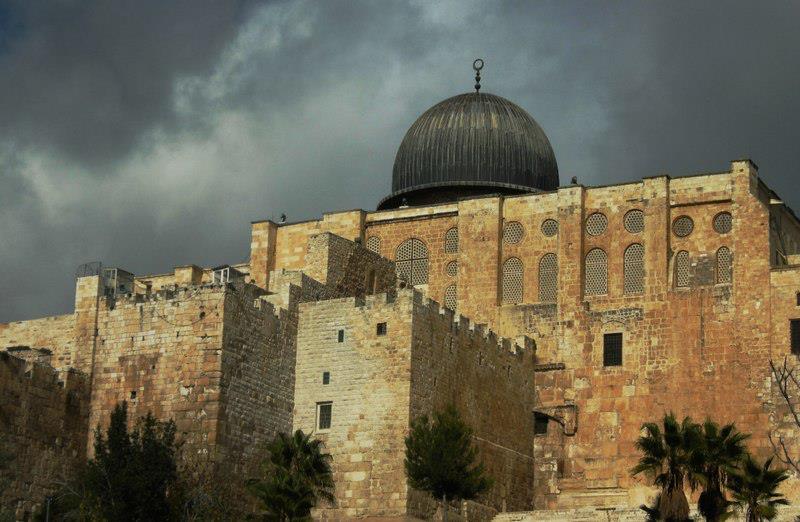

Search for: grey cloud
xmin=1 ymin=0 xmax=799 ymax=322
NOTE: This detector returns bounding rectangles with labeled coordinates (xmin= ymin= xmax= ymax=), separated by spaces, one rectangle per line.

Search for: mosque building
xmin=3 ymin=61 xmax=800 ymax=520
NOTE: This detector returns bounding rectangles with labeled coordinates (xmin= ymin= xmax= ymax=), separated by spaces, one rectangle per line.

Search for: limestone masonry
xmin=3 ymin=83 xmax=800 ymax=521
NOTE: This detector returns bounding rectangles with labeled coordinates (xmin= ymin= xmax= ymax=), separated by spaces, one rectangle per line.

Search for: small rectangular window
xmin=534 ymin=413 xmax=549 ymax=435
xmin=376 ymin=322 xmax=387 ymax=336
xmin=603 ymin=333 xmax=623 ymax=366
xmin=796 ymin=293 xmax=800 ymax=307
xmin=317 ymin=402 xmax=332 ymax=431
xmin=791 ymin=320 xmax=800 ymax=355
xmin=322 ymin=371 xmax=330 ymax=385
xmin=337 ymin=329 xmax=344 ymax=343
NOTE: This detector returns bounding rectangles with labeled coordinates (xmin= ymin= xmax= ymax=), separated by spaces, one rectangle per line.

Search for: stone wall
xmin=0 ymin=352 xmax=90 ymax=520
xmin=0 ymin=314 xmax=75 ymax=370
xmin=294 ymin=289 xmax=534 ymax=519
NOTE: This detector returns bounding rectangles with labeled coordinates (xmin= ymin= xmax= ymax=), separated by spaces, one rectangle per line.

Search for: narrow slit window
xmin=337 ymin=329 xmax=344 ymax=343
xmin=791 ymin=320 xmax=800 ymax=355
xmin=322 ymin=372 xmax=330 ymax=385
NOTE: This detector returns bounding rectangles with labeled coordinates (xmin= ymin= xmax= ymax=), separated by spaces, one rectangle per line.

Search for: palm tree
xmin=249 ymin=430 xmax=335 ymax=521
xmin=692 ymin=420 xmax=749 ymax=522
xmin=631 ymin=412 xmax=701 ymax=521
xmin=728 ymin=455 xmax=789 ymax=522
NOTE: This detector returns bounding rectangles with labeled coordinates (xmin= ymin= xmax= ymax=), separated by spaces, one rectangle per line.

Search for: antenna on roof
xmin=473 ymin=58 xmax=484 ymax=93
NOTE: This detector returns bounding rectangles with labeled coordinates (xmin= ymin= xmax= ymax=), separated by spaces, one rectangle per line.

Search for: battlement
xmin=0 ymin=349 xmax=88 ymax=391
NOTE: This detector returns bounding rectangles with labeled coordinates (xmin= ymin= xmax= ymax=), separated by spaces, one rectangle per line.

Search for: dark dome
xmin=378 ymin=92 xmax=559 ymax=209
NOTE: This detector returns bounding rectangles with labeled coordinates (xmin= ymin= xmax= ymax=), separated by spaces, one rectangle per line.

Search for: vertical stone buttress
xmin=73 ymin=275 xmax=102 ymax=375
xmin=458 ymin=196 xmax=502 ymax=326
xmin=556 ymin=185 xmax=584 ymax=368
xmin=250 ymin=220 xmax=278 ymax=290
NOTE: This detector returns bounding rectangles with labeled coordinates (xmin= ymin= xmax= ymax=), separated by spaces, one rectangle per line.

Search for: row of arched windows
xmin=674 ymin=247 xmax=732 ymax=287
xmin=584 ymin=244 xmax=644 ymax=297
xmin=501 ymin=254 xmax=559 ymax=304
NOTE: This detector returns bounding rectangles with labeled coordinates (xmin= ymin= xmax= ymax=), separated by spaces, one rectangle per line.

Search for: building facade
xmin=3 ymin=83 xmax=800 ymax=520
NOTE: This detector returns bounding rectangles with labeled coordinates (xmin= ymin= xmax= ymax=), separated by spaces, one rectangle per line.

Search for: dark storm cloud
xmin=1 ymin=0 xmax=799 ymax=322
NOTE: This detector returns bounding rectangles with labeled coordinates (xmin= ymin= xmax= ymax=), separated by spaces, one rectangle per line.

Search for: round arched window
xmin=395 ymin=239 xmax=429 ymax=285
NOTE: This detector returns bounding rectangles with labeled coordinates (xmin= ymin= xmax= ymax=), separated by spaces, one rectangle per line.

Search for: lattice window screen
xmin=541 ymin=219 xmax=559 ymax=237
xmin=624 ymin=243 xmax=645 ymax=294
xmin=446 ymin=261 xmax=458 ymax=277
xmin=624 ymin=210 xmax=644 ymax=233
xmin=503 ymin=222 xmax=525 ymax=244
xmin=585 ymin=248 xmax=608 ymax=295
xmin=395 ymin=238 xmax=429 ymax=285
xmin=713 ymin=212 xmax=733 ymax=234
xmin=673 ymin=216 xmax=694 ymax=237
xmin=538 ymin=253 xmax=558 ymax=303
xmin=444 ymin=228 xmax=459 ymax=253
xmin=444 ymin=284 xmax=457 ymax=310
xmin=586 ymin=213 xmax=608 ymax=236
xmin=502 ymin=257 xmax=524 ymax=304
xmin=366 ymin=236 xmax=381 ymax=254
xmin=675 ymin=250 xmax=690 ymax=288
xmin=716 ymin=246 xmax=732 ymax=283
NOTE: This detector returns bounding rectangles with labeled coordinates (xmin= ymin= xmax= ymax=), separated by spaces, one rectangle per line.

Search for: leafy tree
xmin=248 ymin=430 xmax=335 ymax=521
xmin=40 ymin=401 xmax=179 ymax=521
xmin=631 ymin=412 xmax=701 ymax=522
xmin=404 ymin=405 xmax=491 ymax=522
xmin=728 ymin=455 xmax=790 ymax=522
xmin=692 ymin=420 xmax=749 ymax=522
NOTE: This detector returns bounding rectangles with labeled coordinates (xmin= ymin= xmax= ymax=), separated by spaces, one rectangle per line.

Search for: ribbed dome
xmin=378 ymin=92 xmax=559 ymax=209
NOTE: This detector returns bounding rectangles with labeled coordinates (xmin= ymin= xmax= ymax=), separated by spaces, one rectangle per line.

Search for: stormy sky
xmin=1 ymin=0 xmax=799 ymax=322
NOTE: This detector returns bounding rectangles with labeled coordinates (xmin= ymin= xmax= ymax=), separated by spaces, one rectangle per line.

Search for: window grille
xmin=446 ymin=261 xmax=458 ymax=277
xmin=395 ymin=238 xmax=429 ymax=285
xmin=534 ymin=413 xmax=549 ymax=435
xmin=624 ymin=243 xmax=645 ymax=295
xmin=585 ymin=248 xmax=608 ymax=295
xmin=322 ymin=372 xmax=330 ymax=385
xmin=713 ymin=212 xmax=733 ymax=234
xmin=541 ymin=219 xmax=559 ymax=237
xmin=791 ymin=319 xmax=800 ymax=355
xmin=503 ymin=222 xmax=524 ymax=244
xmin=675 ymin=251 xmax=690 ymax=288
xmin=376 ymin=322 xmax=387 ymax=336
xmin=317 ymin=402 xmax=332 ymax=430
xmin=444 ymin=285 xmax=457 ymax=310
xmin=603 ymin=333 xmax=623 ymax=366
xmin=586 ymin=213 xmax=608 ymax=236
xmin=672 ymin=216 xmax=694 ymax=237
xmin=444 ymin=228 xmax=459 ymax=253
xmin=538 ymin=253 xmax=558 ymax=303
xmin=502 ymin=257 xmax=524 ymax=304
xmin=366 ymin=236 xmax=381 ymax=254
xmin=624 ymin=210 xmax=645 ymax=233
xmin=716 ymin=246 xmax=732 ymax=284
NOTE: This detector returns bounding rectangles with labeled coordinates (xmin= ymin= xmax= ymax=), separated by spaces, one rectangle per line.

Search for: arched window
xmin=585 ymin=249 xmax=608 ymax=296
xmin=716 ymin=246 xmax=732 ymax=283
xmin=624 ymin=243 xmax=645 ymax=295
xmin=502 ymin=258 xmax=524 ymax=304
xmin=444 ymin=284 xmax=457 ymax=310
xmin=395 ymin=238 xmax=429 ymax=285
xmin=538 ymin=253 xmax=558 ymax=303
xmin=444 ymin=228 xmax=459 ymax=253
xmin=674 ymin=251 xmax=690 ymax=288
xmin=366 ymin=236 xmax=381 ymax=254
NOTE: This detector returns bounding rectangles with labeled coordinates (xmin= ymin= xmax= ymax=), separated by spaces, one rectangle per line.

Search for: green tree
xmin=692 ymin=420 xmax=749 ymax=522
xmin=728 ymin=455 xmax=790 ymax=522
xmin=41 ymin=401 xmax=179 ymax=521
xmin=404 ymin=406 xmax=491 ymax=522
xmin=631 ymin=412 xmax=701 ymax=522
xmin=248 ymin=430 xmax=335 ymax=521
